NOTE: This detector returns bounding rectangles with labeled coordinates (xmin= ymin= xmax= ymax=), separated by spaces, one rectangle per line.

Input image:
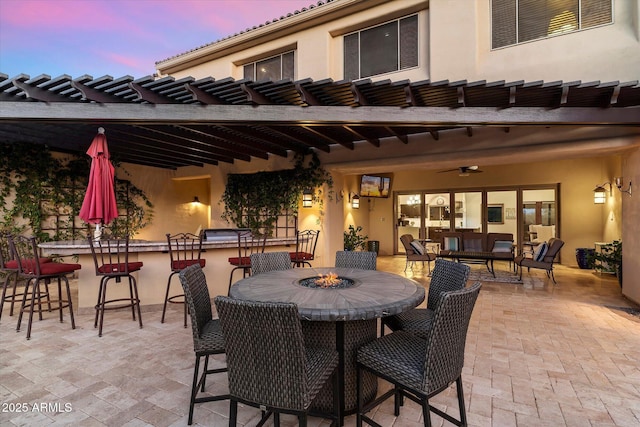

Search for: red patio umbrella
xmin=79 ymin=127 xmax=118 ymax=238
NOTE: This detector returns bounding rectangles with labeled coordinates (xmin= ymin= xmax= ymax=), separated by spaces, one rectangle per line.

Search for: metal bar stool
xmin=88 ymin=237 xmax=143 ymax=337
xmin=227 ymin=229 xmax=266 ymax=295
xmin=9 ymin=235 xmax=79 ymax=340
xmin=162 ymin=232 xmax=205 ymax=328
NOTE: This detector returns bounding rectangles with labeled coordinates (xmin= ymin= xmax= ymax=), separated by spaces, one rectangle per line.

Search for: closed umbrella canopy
xmin=79 ymin=128 xmax=118 ymax=226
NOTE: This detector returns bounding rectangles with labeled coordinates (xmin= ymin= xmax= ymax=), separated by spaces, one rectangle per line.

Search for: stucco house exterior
xmin=153 ymin=0 xmax=640 ymax=301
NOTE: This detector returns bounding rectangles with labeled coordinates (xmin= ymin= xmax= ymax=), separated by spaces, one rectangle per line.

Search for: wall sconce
xmin=615 ymin=177 xmax=632 ymax=196
xmin=593 ymin=183 xmax=611 ymax=204
xmin=192 ymin=196 xmax=200 ymax=204
xmin=349 ymin=193 xmax=360 ymax=209
xmin=302 ymin=190 xmax=313 ymax=208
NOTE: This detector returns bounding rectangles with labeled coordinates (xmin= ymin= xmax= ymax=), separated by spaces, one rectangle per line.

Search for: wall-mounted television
xmin=360 ymin=174 xmax=391 ymax=198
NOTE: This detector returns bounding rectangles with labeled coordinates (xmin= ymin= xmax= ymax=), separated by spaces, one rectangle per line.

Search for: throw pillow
xmin=410 ymin=240 xmax=425 ymax=255
xmin=465 ymin=238 xmax=483 ymax=252
xmin=533 ymin=242 xmax=549 ymax=261
xmin=492 ymin=240 xmax=513 ymax=253
xmin=444 ymin=237 xmax=459 ymax=251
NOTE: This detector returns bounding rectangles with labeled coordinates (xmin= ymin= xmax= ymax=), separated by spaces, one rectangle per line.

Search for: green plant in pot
xmin=588 ymin=240 xmax=622 ymax=286
xmin=344 ymin=225 xmax=367 ymax=251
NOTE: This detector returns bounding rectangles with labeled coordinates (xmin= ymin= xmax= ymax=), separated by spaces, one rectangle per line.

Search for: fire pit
xmin=298 ymin=272 xmax=355 ymax=289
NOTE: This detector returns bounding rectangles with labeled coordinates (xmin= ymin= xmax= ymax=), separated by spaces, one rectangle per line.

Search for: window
xmin=243 ymin=51 xmax=295 ymax=81
xmin=491 ymin=0 xmax=613 ymax=49
xmin=344 ymin=14 xmax=418 ymax=80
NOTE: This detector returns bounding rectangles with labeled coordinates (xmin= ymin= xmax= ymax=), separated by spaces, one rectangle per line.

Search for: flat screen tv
xmin=360 ymin=174 xmax=391 ymax=198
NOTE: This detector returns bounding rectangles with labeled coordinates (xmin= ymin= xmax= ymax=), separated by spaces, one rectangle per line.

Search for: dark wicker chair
xmin=335 ymin=251 xmax=377 ymax=270
xmin=9 ymin=235 xmax=79 ymax=340
xmin=515 ymin=238 xmax=565 ymax=284
xmin=250 ymin=252 xmax=292 ymax=275
xmin=162 ymin=232 xmax=205 ymax=328
xmin=178 ymin=264 xmax=229 ymax=425
xmin=381 ymin=259 xmax=470 ymax=338
xmin=290 ymin=229 xmax=320 ymax=267
xmin=227 ymin=229 xmax=267 ymax=294
xmin=214 ymin=295 xmax=340 ymax=427
xmin=88 ymin=237 xmax=143 ymax=337
xmin=357 ymin=282 xmax=482 ymax=427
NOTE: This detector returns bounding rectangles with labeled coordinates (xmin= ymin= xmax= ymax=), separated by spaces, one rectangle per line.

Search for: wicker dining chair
xmin=357 ymin=282 xmax=482 ymax=427
xmin=381 ymin=259 xmax=470 ymax=338
xmin=162 ymin=232 xmax=206 ymax=328
xmin=214 ymin=295 xmax=340 ymax=427
xmin=178 ymin=264 xmax=229 ymax=425
xmin=250 ymin=251 xmax=292 ymax=275
xmin=335 ymin=251 xmax=377 ymax=270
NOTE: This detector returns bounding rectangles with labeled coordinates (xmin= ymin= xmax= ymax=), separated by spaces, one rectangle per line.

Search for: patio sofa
xmin=438 ymin=231 xmax=514 ymax=254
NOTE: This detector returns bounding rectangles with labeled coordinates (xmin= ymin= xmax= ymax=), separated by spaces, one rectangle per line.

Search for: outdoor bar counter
xmin=39 ymin=233 xmax=296 ymax=313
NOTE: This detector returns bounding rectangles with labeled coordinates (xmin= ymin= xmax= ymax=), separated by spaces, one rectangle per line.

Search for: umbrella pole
xmin=94 ymin=223 xmax=102 ymax=241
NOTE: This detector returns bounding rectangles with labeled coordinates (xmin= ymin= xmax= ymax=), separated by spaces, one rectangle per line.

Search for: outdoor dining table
xmin=229 ymin=266 xmax=425 ymax=425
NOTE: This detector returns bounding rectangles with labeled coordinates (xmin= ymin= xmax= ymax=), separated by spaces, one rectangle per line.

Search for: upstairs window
xmin=492 ymin=0 xmax=613 ymax=49
xmin=243 ymin=51 xmax=295 ymax=81
xmin=344 ymin=14 xmax=418 ymax=80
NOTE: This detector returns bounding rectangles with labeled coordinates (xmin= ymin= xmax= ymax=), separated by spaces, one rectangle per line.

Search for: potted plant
xmin=344 ymin=225 xmax=367 ymax=251
xmin=588 ymin=240 xmax=622 ymax=286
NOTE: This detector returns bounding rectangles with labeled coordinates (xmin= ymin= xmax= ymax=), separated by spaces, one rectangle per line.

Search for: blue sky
xmin=0 ymin=0 xmax=315 ymax=79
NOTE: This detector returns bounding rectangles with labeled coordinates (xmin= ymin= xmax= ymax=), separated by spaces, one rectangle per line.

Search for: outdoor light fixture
xmin=349 ymin=193 xmax=360 ymax=209
xmin=593 ymin=182 xmax=611 ymax=204
xmin=193 ymin=196 xmax=200 ymax=204
xmin=302 ymin=190 xmax=313 ymax=208
xmin=615 ymin=177 xmax=632 ymax=196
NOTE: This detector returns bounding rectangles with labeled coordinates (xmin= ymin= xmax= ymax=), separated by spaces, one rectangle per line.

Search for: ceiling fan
xmin=438 ymin=166 xmax=483 ymax=176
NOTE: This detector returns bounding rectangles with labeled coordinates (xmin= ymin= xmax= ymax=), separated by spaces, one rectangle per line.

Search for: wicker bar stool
xmin=381 ymin=259 xmax=470 ymax=338
xmin=357 ymin=282 xmax=482 ymax=427
xmin=162 ymin=232 xmax=205 ymax=328
xmin=88 ymin=237 xmax=143 ymax=337
xmin=215 ymin=295 xmax=340 ymax=427
xmin=178 ymin=264 xmax=228 ymax=425
xmin=335 ymin=251 xmax=377 ymax=270
xmin=9 ymin=235 xmax=79 ymax=340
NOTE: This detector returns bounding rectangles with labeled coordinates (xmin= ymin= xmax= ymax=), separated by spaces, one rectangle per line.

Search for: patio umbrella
xmin=79 ymin=127 xmax=118 ymax=239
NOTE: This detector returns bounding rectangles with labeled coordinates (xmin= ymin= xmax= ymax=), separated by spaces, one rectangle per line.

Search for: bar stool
xmin=1 ymin=233 xmax=52 ymax=321
xmin=162 ymin=232 xmax=205 ymax=328
xmin=88 ymin=237 xmax=143 ymax=337
xmin=227 ymin=229 xmax=266 ymax=295
xmin=9 ymin=235 xmax=79 ymax=340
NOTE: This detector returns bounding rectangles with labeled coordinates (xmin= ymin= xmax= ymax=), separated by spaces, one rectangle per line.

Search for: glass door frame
xmin=393 ymin=184 xmax=560 ymax=254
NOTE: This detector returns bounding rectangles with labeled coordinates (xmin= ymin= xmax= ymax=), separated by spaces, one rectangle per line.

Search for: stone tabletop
xmin=229 ymin=267 xmax=425 ymax=322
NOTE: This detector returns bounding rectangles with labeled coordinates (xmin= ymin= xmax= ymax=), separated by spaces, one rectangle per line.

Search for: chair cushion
xmin=409 ymin=240 xmax=425 ymax=255
xmin=444 ymin=237 xmax=459 ymax=251
xmin=38 ymin=262 xmax=81 ymax=275
xmin=289 ymin=251 xmax=314 ymax=261
xmin=172 ymin=259 xmax=205 ymax=271
xmin=228 ymin=256 xmax=251 ymax=267
xmin=533 ymin=242 xmax=548 ymax=262
xmin=492 ymin=240 xmax=513 ymax=253
xmin=5 ymin=257 xmax=52 ymax=270
xmin=97 ymin=262 xmax=143 ymax=274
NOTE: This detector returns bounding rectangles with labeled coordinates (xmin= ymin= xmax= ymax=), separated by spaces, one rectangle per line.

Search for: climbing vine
xmin=0 ymin=141 xmax=153 ymax=240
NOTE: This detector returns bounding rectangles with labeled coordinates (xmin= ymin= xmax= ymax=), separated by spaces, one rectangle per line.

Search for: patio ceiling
xmin=1 ymin=73 xmax=639 ymax=170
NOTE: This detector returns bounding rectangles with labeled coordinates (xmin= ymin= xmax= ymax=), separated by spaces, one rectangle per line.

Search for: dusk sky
xmin=0 ymin=0 xmax=316 ymax=79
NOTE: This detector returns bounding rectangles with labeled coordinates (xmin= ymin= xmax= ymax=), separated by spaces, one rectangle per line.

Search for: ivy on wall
xmin=0 ymin=142 xmax=153 ymax=240
xmin=221 ymin=153 xmax=332 ymax=235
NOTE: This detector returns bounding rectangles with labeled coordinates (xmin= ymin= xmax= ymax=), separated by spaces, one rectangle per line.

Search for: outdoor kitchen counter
xmin=39 ymin=236 xmax=296 ymax=312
